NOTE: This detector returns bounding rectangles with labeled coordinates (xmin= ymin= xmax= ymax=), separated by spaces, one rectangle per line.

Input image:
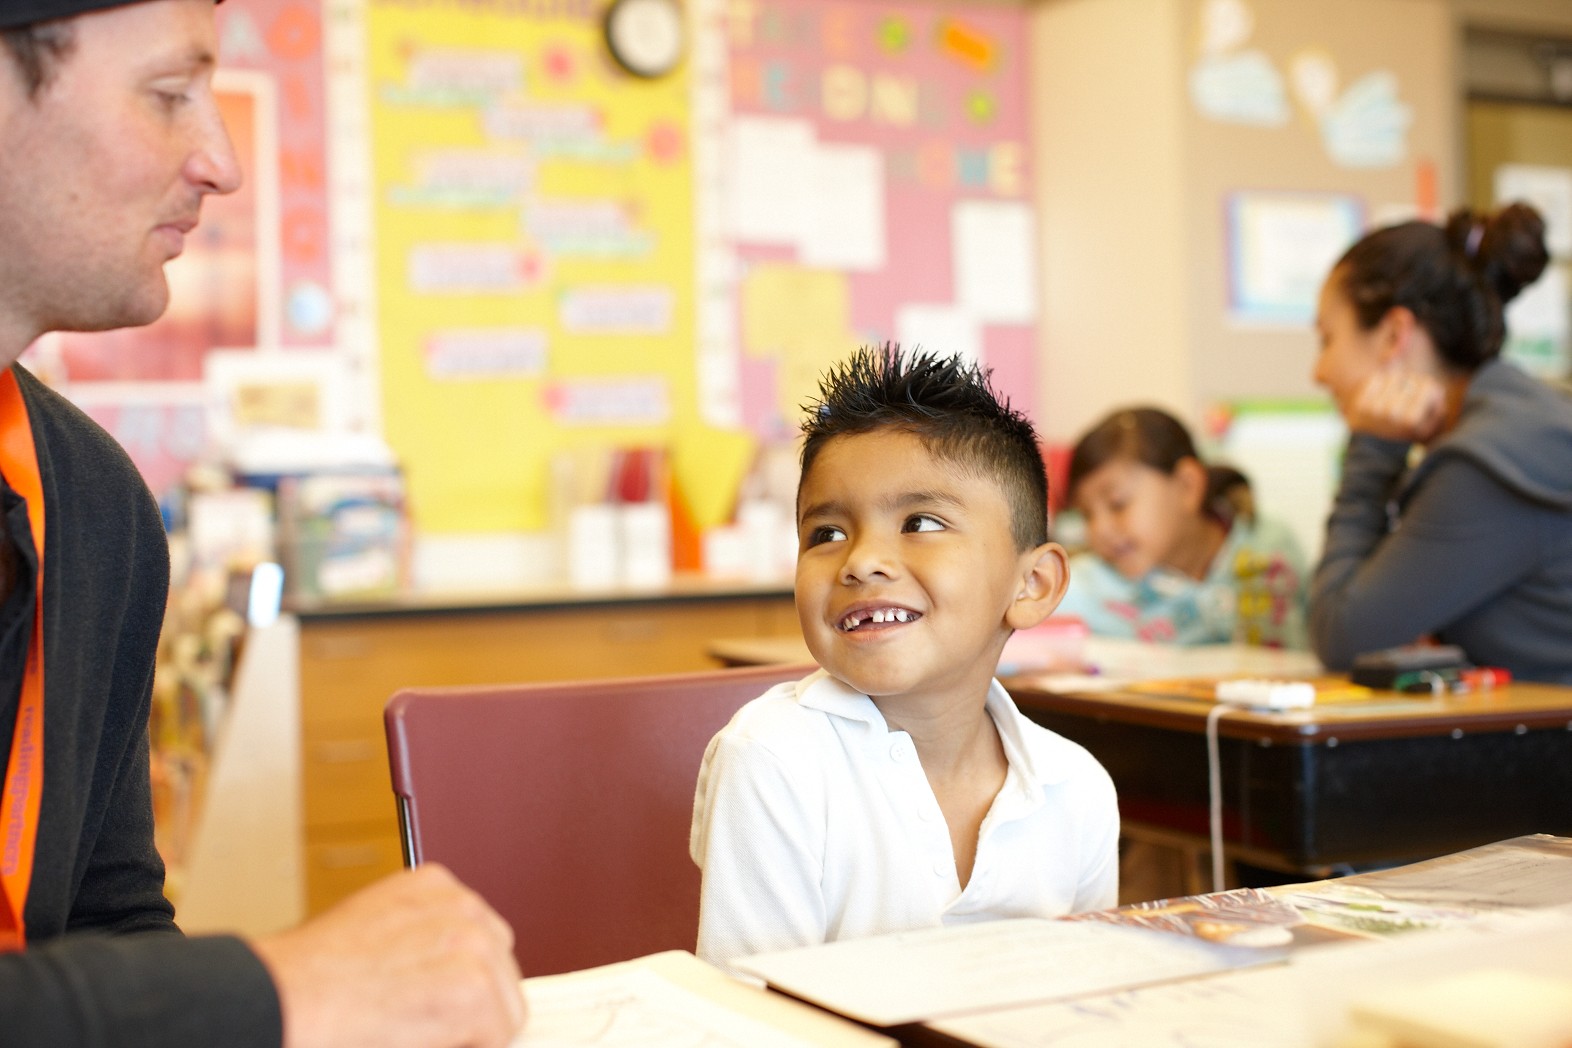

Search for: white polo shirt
xmin=690 ymin=669 xmax=1120 ymax=972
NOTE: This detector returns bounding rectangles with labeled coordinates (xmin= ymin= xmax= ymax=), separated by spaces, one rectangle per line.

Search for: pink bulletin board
xmin=234 ymin=0 xmax=336 ymax=347
xmin=714 ymin=0 xmax=1040 ymax=440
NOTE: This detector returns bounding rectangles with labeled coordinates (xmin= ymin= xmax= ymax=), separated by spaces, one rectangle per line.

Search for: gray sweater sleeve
xmin=0 ymin=932 xmax=282 ymax=1048
xmin=1310 ymin=434 xmax=1553 ymax=668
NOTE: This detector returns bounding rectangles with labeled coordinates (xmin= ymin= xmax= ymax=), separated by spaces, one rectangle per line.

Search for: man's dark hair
xmin=799 ymin=344 xmax=1049 ymax=550
xmin=0 ymin=20 xmax=75 ymax=97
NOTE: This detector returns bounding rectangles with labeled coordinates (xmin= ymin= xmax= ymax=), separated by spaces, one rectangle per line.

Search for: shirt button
xmin=932 ymin=861 xmax=949 ymax=878
xmin=889 ymin=741 xmax=909 ymax=761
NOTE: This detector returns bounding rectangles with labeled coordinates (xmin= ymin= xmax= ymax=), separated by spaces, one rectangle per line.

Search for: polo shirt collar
xmin=794 ymin=668 xmax=1076 ymax=789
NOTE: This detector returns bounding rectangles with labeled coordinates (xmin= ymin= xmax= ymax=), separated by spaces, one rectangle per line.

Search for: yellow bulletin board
xmin=366 ymin=1 xmax=698 ymax=533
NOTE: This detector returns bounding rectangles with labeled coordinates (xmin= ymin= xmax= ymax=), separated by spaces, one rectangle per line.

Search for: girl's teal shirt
xmin=1058 ymin=517 xmax=1308 ymax=648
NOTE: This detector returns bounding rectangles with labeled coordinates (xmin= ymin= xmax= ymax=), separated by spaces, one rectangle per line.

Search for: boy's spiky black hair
xmin=799 ymin=343 xmax=1049 ymax=549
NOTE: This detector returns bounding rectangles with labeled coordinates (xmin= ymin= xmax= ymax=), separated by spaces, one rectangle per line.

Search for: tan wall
xmin=1030 ymin=0 xmax=1190 ymax=444
xmin=1181 ymin=0 xmax=1457 ymax=411
xmin=1028 ymin=0 xmax=1458 ymax=443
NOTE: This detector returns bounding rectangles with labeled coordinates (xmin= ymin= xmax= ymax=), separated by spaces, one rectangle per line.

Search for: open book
xmin=509 ymin=949 xmax=895 ymax=1047
xmin=732 ymin=917 xmax=1277 ymax=1028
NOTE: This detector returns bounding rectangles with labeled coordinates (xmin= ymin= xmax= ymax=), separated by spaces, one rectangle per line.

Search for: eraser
xmin=1215 ymin=679 xmax=1316 ymax=710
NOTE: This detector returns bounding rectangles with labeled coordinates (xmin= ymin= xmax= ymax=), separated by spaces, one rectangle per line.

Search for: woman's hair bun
xmin=1447 ymin=202 xmax=1551 ymax=306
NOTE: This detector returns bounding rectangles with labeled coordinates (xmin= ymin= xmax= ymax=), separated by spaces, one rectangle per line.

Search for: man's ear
xmin=1006 ymin=542 xmax=1070 ymax=631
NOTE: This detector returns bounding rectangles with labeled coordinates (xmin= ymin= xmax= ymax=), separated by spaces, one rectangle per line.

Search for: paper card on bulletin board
xmin=1225 ymin=191 xmax=1363 ymax=327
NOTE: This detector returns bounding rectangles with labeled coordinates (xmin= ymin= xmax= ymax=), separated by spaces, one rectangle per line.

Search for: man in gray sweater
xmin=0 ymin=2 xmax=527 ymax=1044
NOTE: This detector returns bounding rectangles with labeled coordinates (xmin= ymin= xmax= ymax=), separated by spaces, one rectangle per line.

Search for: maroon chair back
xmin=384 ymin=662 xmax=812 ymax=976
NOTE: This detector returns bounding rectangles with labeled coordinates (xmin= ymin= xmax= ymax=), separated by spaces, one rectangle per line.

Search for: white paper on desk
xmin=1294 ymin=834 xmax=1572 ymax=911
xmin=926 ymin=963 xmax=1306 ymax=1048
xmin=733 ymin=918 xmax=1277 ymax=1027
xmin=513 ymin=963 xmax=872 ymax=1047
xmin=1095 ymin=638 xmax=1322 ymax=681
xmin=927 ymin=903 xmax=1572 ymax=1048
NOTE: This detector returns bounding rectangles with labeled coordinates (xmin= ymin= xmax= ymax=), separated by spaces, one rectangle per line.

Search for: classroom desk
xmin=705 ymin=634 xmax=1572 ymax=877
xmin=1009 ymin=673 xmax=1572 ymax=875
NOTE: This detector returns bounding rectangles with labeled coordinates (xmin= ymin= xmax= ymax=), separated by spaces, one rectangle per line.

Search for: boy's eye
xmin=904 ymin=514 xmax=945 ymax=533
xmin=805 ymin=524 xmax=846 ymax=547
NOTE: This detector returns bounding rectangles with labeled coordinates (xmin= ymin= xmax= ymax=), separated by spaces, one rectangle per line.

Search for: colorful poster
xmin=708 ymin=0 xmax=1040 ymax=437
xmin=362 ymin=0 xmax=695 ymax=534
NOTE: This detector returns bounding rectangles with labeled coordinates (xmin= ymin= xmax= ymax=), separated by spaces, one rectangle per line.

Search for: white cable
xmin=1206 ymin=701 xmax=1229 ymax=894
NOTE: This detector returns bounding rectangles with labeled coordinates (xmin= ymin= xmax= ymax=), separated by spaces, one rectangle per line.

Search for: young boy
xmin=690 ymin=345 xmax=1119 ymax=972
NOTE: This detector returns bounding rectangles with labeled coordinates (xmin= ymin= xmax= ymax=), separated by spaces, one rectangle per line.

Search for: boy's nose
xmin=839 ymin=533 xmax=897 ymax=584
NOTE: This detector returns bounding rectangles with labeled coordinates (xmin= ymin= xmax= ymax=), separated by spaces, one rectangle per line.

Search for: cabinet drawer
xmin=302 ymin=722 xmax=398 ymax=830
xmin=305 ymin=831 xmax=405 ymax=915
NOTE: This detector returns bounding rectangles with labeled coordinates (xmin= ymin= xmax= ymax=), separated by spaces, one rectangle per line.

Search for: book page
xmin=926 ymin=964 xmax=1304 ymax=1048
xmin=733 ymin=918 xmax=1277 ymax=1027
xmin=513 ymin=951 xmax=895 ymax=1048
xmin=928 ymin=902 xmax=1572 ymax=1048
xmin=1310 ymin=834 xmax=1572 ymax=909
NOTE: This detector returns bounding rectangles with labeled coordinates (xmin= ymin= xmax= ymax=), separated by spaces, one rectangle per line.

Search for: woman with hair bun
xmin=1309 ymin=202 xmax=1572 ymax=683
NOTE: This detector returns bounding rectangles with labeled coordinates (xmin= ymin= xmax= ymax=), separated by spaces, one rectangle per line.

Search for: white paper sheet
xmin=927 ymin=964 xmax=1304 ymax=1048
xmin=1294 ymin=835 xmax=1572 ymax=911
xmin=952 ymin=199 xmax=1038 ymax=323
xmin=895 ymin=303 xmax=982 ymax=364
xmin=724 ymin=116 xmax=815 ymax=245
xmin=799 ymin=144 xmax=886 ymax=271
xmin=512 ymin=952 xmax=895 ymax=1048
xmin=927 ymin=897 xmax=1572 ymax=1048
xmin=516 ymin=967 xmax=838 ymax=1048
xmin=734 ymin=918 xmax=1275 ymax=1027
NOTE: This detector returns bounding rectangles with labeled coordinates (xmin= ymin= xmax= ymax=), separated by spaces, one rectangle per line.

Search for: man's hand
xmin=1346 ymin=367 xmax=1448 ymax=445
xmin=252 ymin=864 xmax=527 ymax=1048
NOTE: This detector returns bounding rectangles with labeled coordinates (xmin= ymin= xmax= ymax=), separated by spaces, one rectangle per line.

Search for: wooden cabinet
xmin=297 ymin=584 xmax=798 ymax=914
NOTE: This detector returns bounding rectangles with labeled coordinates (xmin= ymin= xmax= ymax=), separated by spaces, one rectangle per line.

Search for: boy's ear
xmin=1006 ymin=542 xmax=1070 ymax=631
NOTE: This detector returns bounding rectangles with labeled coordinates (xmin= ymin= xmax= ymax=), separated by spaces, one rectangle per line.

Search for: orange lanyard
xmin=0 ymin=368 xmax=44 ymax=952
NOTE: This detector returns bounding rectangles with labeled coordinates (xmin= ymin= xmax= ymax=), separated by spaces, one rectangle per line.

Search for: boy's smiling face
xmin=795 ymin=429 xmax=1057 ymax=708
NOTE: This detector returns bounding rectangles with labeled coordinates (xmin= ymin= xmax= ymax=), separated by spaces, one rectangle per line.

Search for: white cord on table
xmin=1206 ymin=701 xmax=1229 ymax=894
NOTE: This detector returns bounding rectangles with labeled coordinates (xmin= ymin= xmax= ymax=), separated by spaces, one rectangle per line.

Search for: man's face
xmin=0 ymin=0 xmax=241 ymax=350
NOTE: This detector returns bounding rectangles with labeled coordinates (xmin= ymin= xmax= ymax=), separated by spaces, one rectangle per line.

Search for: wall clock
xmin=604 ymin=0 xmax=685 ymax=79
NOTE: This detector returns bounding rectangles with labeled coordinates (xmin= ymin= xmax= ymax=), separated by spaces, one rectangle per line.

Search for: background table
xmin=1009 ymin=673 xmax=1572 ymax=877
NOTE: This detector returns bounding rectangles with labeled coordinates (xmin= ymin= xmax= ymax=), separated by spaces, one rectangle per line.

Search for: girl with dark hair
xmin=1058 ymin=407 xmax=1306 ymax=647
xmin=1310 ymin=203 xmax=1572 ymax=683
